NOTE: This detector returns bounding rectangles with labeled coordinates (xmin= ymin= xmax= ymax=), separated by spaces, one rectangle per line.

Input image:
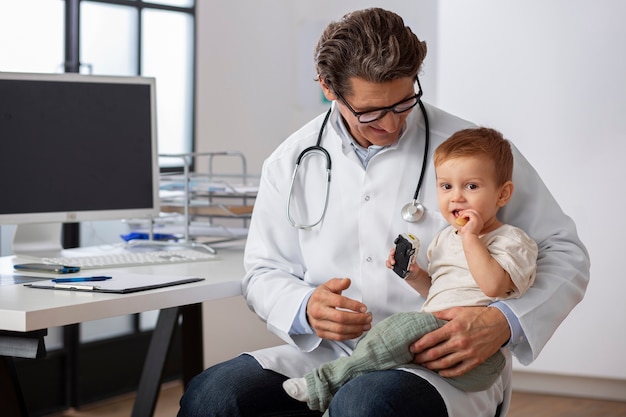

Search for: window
xmin=0 ymin=0 xmax=64 ymax=73
xmin=0 ymin=1 xmax=195 ymax=411
xmin=0 ymin=0 xmax=196 ymax=159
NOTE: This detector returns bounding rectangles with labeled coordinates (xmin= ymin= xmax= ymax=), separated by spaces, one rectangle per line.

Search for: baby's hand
xmin=455 ymin=209 xmax=484 ymax=235
xmin=387 ymin=241 xmax=429 ymax=296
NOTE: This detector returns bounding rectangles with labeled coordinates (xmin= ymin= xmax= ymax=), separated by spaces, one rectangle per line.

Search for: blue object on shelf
xmin=121 ymin=232 xmax=178 ymax=242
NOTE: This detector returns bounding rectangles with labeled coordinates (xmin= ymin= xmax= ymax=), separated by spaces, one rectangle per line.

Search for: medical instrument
xmin=287 ymin=109 xmax=333 ymax=229
xmin=400 ymin=98 xmax=430 ymax=222
xmin=392 ymin=233 xmax=420 ymax=278
xmin=287 ymin=80 xmax=430 ymax=229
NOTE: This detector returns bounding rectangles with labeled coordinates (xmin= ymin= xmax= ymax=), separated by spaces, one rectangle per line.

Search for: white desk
xmin=0 ymin=245 xmax=245 ymax=417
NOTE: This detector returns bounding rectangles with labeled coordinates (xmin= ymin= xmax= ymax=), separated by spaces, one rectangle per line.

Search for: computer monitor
xmin=0 ymin=72 xmax=160 ymax=257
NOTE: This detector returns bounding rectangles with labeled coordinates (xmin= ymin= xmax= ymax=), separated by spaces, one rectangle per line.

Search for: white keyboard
xmin=41 ymin=248 xmax=216 ymax=269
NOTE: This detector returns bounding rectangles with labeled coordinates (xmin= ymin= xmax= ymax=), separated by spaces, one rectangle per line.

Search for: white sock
xmin=282 ymin=377 xmax=309 ymax=402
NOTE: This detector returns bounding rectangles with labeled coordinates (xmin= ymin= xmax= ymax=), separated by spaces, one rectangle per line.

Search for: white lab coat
xmin=242 ymin=103 xmax=589 ymax=417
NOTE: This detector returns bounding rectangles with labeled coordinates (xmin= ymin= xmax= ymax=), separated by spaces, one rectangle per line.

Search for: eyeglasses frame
xmin=335 ymin=77 xmax=424 ymax=124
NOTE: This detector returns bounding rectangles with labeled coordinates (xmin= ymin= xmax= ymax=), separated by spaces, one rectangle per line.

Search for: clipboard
xmin=24 ymin=272 xmax=204 ymax=294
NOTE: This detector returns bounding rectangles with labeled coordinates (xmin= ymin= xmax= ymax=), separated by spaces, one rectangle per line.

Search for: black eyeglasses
xmin=335 ymin=79 xmax=423 ymax=124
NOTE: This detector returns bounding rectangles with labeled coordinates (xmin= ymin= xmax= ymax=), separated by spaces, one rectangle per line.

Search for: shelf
xmin=129 ymin=151 xmax=258 ymax=247
xmin=160 ymin=204 xmax=254 ymax=217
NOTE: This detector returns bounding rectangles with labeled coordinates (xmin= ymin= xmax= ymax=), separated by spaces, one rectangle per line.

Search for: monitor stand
xmin=11 ymin=223 xmax=66 ymax=259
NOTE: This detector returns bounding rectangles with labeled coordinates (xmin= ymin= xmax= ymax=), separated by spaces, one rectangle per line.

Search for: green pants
xmin=305 ymin=311 xmax=506 ymax=412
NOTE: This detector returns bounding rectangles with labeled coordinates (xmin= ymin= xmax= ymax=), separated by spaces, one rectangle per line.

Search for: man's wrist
xmin=290 ymin=290 xmax=315 ymax=335
xmin=489 ymin=302 xmax=526 ymax=348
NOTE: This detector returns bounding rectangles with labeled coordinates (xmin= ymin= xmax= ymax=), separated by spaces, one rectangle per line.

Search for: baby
xmin=282 ymin=127 xmax=538 ymax=413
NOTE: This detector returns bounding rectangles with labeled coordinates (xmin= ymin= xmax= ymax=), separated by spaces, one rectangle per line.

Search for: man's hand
xmin=306 ymin=278 xmax=372 ymax=341
xmin=410 ymin=306 xmax=510 ymax=377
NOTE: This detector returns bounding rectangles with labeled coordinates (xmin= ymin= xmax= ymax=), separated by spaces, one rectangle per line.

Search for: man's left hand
xmin=410 ymin=306 xmax=510 ymax=377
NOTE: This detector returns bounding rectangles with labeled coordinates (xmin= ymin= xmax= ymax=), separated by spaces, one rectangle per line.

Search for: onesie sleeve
xmin=487 ymin=225 xmax=538 ymax=298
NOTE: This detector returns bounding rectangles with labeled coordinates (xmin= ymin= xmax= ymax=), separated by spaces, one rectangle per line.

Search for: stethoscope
xmin=287 ymin=86 xmax=430 ymax=230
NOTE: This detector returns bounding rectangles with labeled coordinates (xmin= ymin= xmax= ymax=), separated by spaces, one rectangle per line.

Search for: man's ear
xmin=319 ymin=78 xmax=336 ymax=102
xmin=497 ymin=181 xmax=514 ymax=207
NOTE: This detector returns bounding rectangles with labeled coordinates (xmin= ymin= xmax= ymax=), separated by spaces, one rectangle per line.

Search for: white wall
xmin=196 ymin=0 xmax=626 ymax=397
xmin=195 ymin=0 xmax=438 ymax=174
xmin=435 ymin=0 xmax=626 ymax=384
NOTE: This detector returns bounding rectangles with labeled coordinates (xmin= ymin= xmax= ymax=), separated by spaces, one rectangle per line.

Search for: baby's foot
xmin=282 ymin=377 xmax=309 ymax=402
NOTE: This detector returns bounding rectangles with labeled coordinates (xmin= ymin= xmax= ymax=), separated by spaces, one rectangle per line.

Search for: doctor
xmin=178 ymin=7 xmax=589 ymax=417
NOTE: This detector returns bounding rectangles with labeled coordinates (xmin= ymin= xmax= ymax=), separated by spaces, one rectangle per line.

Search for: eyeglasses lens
xmin=358 ymin=96 xmax=419 ymax=123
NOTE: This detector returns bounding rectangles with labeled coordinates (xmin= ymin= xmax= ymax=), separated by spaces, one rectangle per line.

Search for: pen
xmin=52 ymin=276 xmax=112 ymax=283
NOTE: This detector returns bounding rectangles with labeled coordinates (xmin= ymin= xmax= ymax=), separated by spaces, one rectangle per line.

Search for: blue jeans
xmin=177 ymin=354 xmax=448 ymax=417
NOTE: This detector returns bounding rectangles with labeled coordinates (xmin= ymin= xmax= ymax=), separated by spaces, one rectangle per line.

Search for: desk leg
xmin=0 ymin=356 xmax=29 ymax=417
xmin=0 ymin=329 xmax=48 ymax=417
xmin=180 ymin=303 xmax=203 ymax=387
xmin=131 ymin=306 xmax=180 ymax=417
xmin=63 ymin=324 xmax=79 ymax=408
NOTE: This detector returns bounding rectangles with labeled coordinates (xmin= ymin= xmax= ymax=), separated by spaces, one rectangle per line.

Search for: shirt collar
xmin=331 ymin=104 xmax=407 ymax=168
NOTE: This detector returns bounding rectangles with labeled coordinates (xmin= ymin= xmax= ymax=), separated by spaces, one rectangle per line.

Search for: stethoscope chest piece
xmin=401 ymin=200 xmax=425 ymax=223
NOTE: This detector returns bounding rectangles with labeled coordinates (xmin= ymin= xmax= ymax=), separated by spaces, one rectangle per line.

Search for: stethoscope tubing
xmin=413 ymin=99 xmax=429 ymax=202
xmin=287 ymin=101 xmax=429 ymax=229
xmin=287 ymin=144 xmax=332 ymax=229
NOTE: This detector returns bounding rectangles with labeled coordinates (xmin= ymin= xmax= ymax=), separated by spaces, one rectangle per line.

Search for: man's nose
xmin=377 ymin=110 xmax=402 ymax=131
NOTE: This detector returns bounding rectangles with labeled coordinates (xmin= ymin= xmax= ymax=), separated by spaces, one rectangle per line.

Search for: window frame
xmin=66 ymin=0 xmax=197 ymax=162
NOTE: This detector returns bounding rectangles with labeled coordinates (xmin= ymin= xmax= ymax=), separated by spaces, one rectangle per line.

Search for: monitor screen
xmin=0 ymin=72 xmax=159 ymax=255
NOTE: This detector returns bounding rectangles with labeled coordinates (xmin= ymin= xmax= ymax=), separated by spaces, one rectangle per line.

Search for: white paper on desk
xmin=23 ymin=273 xmax=204 ymax=294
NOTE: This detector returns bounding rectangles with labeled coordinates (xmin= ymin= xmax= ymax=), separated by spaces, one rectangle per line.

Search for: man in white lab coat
xmin=178 ymin=7 xmax=589 ymax=417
